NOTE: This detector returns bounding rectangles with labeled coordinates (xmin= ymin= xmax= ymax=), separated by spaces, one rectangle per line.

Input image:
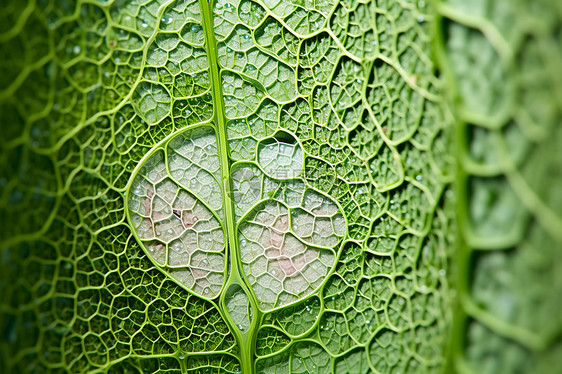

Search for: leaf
xmin=2 ymin=0 xmax=560 ymax=373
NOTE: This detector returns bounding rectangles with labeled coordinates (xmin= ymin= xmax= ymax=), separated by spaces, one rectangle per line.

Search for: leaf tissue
xmin=0 ymin=0 xmax=560 ymax=373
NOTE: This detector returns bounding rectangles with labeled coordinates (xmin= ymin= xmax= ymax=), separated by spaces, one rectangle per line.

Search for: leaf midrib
xmin=199 ymin=1 xmax=261 ymax=372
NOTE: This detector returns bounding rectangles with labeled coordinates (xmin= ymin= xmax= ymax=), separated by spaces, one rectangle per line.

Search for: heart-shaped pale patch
xmin=126 ymin=124 xmax=345 ymax=311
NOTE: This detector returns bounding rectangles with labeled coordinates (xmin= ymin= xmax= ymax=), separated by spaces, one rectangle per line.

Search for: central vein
xmin=198 ymin=0 xmax=260 ymax=372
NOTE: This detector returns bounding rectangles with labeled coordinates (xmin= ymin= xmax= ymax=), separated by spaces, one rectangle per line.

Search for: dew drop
xmin=415 ymin=174 xmax=422 ymax=181
xmin=73 ymin=45 xmax=81 ymax=54
xmin=237 ymin=324 xmax=244 ymax=330
xmin=162 ymin=15 xmax=173 ymax=25
xmin=417 ymin=16 xmax=424 ymax=24
xmin=225 ymin=2 xmax=231 ymax=8
xmin=191 ymin=25 xmax=199 ymax=32
xmin=141 ymin=20 xmax=148 ymax=28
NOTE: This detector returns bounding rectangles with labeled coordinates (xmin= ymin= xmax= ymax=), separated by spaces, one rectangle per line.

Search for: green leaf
xmin=2 ymin=0 xmax=560 ymax=373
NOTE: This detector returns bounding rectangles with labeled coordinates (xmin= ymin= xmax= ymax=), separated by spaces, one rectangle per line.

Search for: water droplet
xmin=415 ymin=174 xmax=422 ymax=181
xmin=439 ymin=269 xmax=446 ymax=276
xmin=184 ymin=109 xmax=192 ymax=116
xmin=193 ymin=217 xmax=198 ymax=222
xmin=271 ymin=270 xmax=277 ymax=276
xmin=243 ymin=34 xmax=250 ymax=40
xmin=73 ymin=45 xmax=81 ymax=54
xmin=225 ymin=2 xmax=231 ymax=8
xmin=240 ymin=238 xmax=247 ymax=245
xmin=226 ymin=47 xmax=232 ymax=54
xmin=417 ymin=16 xmax=424 ymax=24
xmin=178 ymin=352 xmax=185 ymax=360
xmin=421 ymin=285 xmax=428 ymax=291
xmin=162 ymin=15 xmax=173 ymax=25
xmin=237 ymin=324 xmax=244 ymax=330
xmin=167 ymin=229 xmax=174 ymax=235
xmin=141 ymin=20 xmax=148 ymax=28
xmin=366 ymin=320 xmax=370 ymax=325
xmin=204 ymin=288 xmax=209 ymax=294
xmin=202 ymin=258 xmax=209 ymax=266
xmin=191 ymin=25 xmax=199 ymax=32
xmin=156 ymin=231 xmax=161 ymax=236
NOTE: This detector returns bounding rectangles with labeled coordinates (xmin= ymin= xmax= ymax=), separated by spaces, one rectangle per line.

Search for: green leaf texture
xmin=0 ymin=0 xmax=560 ymax=373
xmin=435 ymin=0 xmax=562 ymax=373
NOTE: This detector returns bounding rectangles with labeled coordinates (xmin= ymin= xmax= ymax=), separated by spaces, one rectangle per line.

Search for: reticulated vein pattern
xmin=0 ymin=0 xmax=460 ymax=373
